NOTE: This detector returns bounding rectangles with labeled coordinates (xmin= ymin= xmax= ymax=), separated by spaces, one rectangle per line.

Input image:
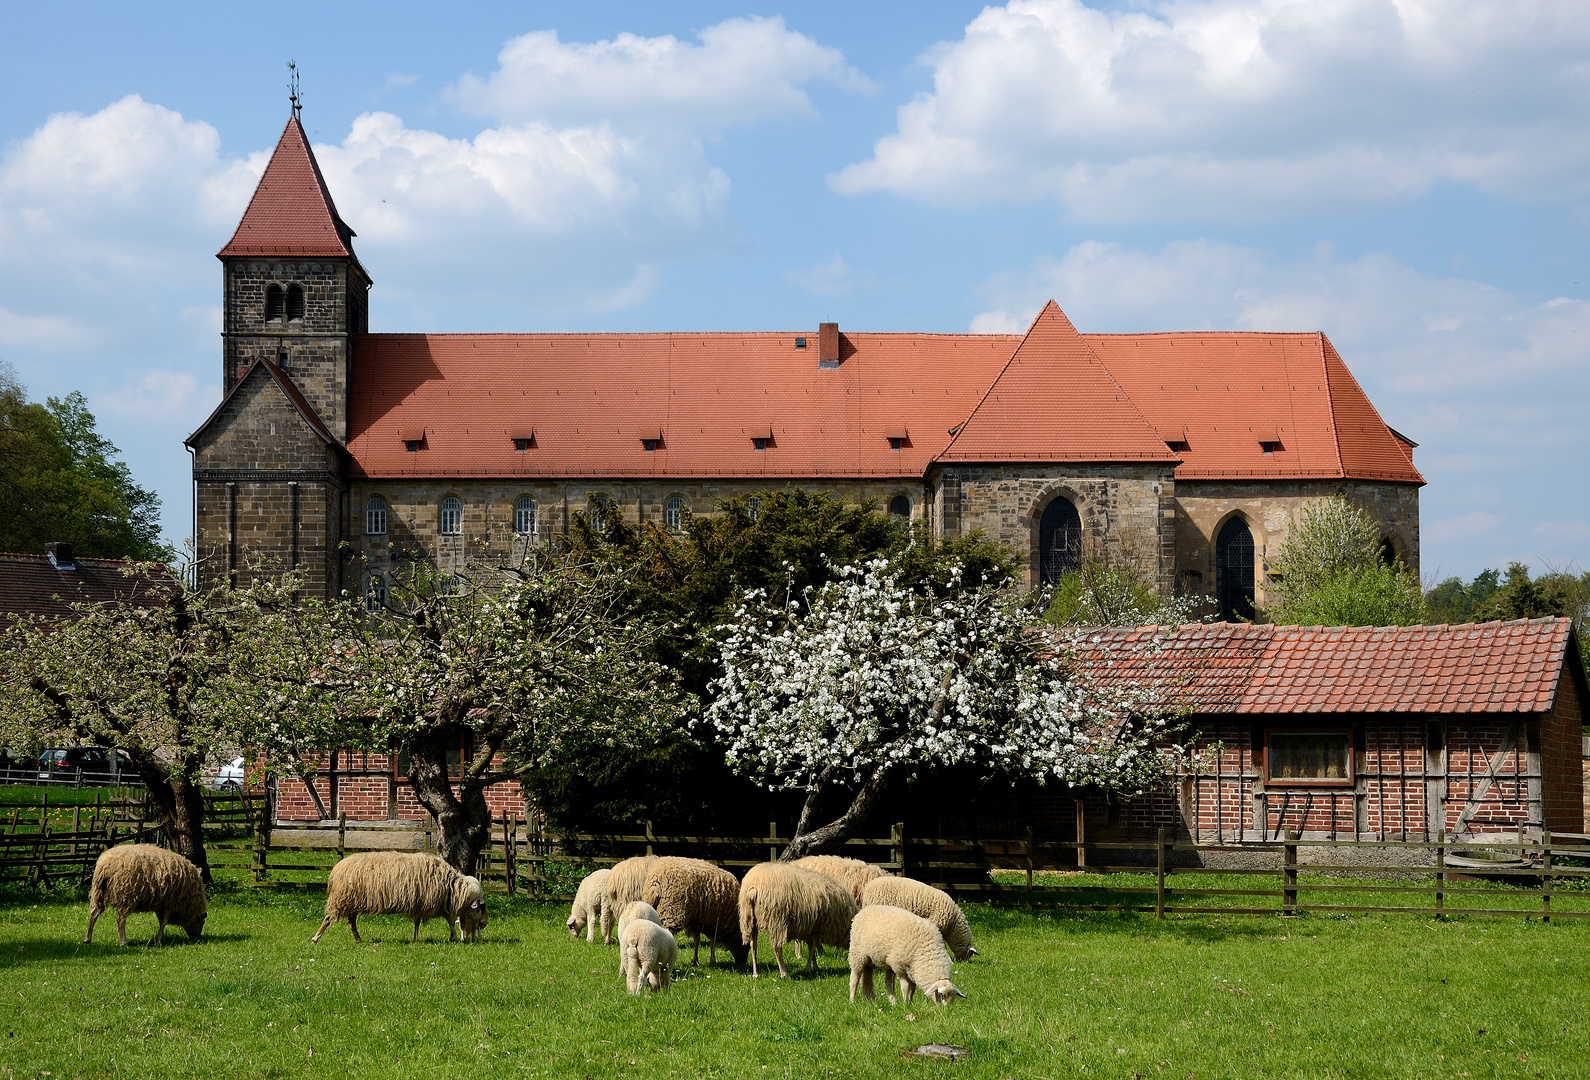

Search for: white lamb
xmin=615 ymin=900 xmax=663 ymax=974
xmin=848 ymin=904 xmax=965 ymax=1006
xmin=620 ymin=918 xmax=678 ymax=994
xmin=567 ymin=867 xmax=613 ymax=942
xmin=861 ymin=875 xmax=977 ymax=961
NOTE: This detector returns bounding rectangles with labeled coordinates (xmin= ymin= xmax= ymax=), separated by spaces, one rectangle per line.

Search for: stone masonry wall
xmin=929 ymin=463 xmax=1177 ymax=592
xmin=1172 ymin=479 xmax=1420 ymax=608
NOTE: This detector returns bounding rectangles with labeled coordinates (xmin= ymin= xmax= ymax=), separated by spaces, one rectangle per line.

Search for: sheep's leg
xmin=773 ymin=939 xmax=789 ymax=979
xmin=691 ymin=930 xmax=701 ymax=966
xmin=153 ymin=911 xmax=167 ymax=947
xmin=709 ymin=925 xmax=718 ymax=967
xmin=116 ymin=909 xmax=129 ymax=948
xmin=449 ymin=917 xmax=459 ymax=943
xmin=900 ymin=971 xmax=915 ymax=1004
xmin=348 ymin=914 xmax=362 ymax=943
xmin=883 ymin=968 xmax=897 ymax=1006
xmin=861 ymin=964 xmax=875 ymax=1000
xmin=849 ymin=965 xmax=861 ymax=1002
xmin=412 ymin=918 xmax=422 ymax=944
xmin=586 ymin=906 xmax=597 ymax=943
xmin=660 ymin=960 xmax=671 ymax=992
xmin=84 ymin=899 xmax=104 ymax=944
xmin=749 ymin=924 xmax=760 ymax=978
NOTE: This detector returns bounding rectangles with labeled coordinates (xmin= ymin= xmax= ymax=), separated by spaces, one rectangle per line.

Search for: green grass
xmin=1 ymin=886 xmax=1588 ymax=1078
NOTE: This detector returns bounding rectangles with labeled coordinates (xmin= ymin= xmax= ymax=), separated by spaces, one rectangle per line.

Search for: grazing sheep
xmin=861 ymin=875 xmax=976 ymax=961
xmin=642 ymin=856 xmax=748 ymax=967
xmin=568 ymin=868 xmax=613 ymax=942
xmin=311 ymin=852 xmax=487 ymax=944
xmin=739 ymin=861 xmax=857 ymax=979
xmin=615 ymin=901 xmax=664 ymax=974
xmin=84 ymin=844 xmax=207 ymax=947
xmin=848 ymin=905 xmax=965 ymax=1006
xmin=620 ymin=918 xmax=678 ymax=994
xmin=602 ymin=855 xmax=658 ymax=944
xmin=791 ymin=854 xmax=886 ymax=906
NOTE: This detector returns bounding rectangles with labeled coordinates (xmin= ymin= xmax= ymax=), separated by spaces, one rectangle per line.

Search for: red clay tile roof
xmin=186 ymin=359 xmax=344 ymax=451
xmin=1083 ymin=331 xmax=1424 ymax=484
xmin=218 ymin=117 xmax=356 ymax=259
xmin=940 ymin=302 xmax=1177 ymax=464
xmin=0 ymin=553 xmax=165 ymax=627
xmin=1079 ymin=620 xmax=1576 ymax=714
xmin=346 ymin=331 xmax=1022 ymax=480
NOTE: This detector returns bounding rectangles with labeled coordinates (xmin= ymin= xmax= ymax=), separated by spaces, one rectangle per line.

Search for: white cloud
xmin=972 ymin=239 xmax=1590 ymax=575
xmin=92 ymin=369 xmax=218 ymax=426
xmin=835 ymin=0 xmax=1590 ymax=220
xmin=788 ymin=252 xmax=856 ymax=297
xmin=449 ymin=16 xmax=870 ymax=128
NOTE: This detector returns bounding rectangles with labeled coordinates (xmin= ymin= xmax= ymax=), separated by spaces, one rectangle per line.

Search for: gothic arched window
xmin=1216 ymin=517 xmax=1256 ymax=622
xmin=1379 ymin=536 xmax=1398 ymax=567
xmin=286 ymin=284 xmax=305 ymax=321
xmin=365 ymin=497 xmax=388 ymax=536
xmin=665 ymin=496 xmax=688 ymax=531
xmin=265 ymin=284 xmax=285 ymax=321
xmin=515 ymin=496 xmax=537 ymax=537
xmin=888 ymin=495 xmax=911 ymax=518
xmin=439 ymin=497 xmax=463 ymax=537
xmin=1038 ymin=496 xmax=1083 ymax=585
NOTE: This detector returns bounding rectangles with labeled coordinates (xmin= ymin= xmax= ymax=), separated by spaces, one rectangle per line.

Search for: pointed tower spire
xmin=218 ymin=115 xmax=355 ymax=258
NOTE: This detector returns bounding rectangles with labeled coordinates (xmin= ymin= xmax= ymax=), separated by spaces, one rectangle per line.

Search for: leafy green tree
xmin=1427 ymin=563 xmax=1590 ymax=673
xmin=1042 ymin=559 xmax=1200 ymax=627
xmin=1425 ymin=568 xmax=1502 ymax=624
xmin=1265 ymin=497 xmax=1426 ymax=626
xmin=0 ymin=364 xmax=167 ymax=560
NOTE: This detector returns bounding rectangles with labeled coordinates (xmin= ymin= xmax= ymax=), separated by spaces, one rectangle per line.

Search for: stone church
xmin=187 ymin=116 xmax=1424 ymax=618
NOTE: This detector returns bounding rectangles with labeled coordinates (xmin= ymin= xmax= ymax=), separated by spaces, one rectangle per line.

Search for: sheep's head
xmin=923 ymin=980 xmax=965 ymax=1005
xmin=183 ymin=913 xmax=207 ymax=940
xmin=566 ymin=910 xmax=587 ymax=937
xmin=456 ymin=877 xmax=488 ymax=940
xmin=950 ymin=943 xmax=976 ymax=962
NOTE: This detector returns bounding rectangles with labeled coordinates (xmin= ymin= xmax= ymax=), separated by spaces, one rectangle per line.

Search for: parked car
xmin=213 ymin=756 xmax=245 ymax=792
xmin=36 ymin=747 xmax=134 ymax=783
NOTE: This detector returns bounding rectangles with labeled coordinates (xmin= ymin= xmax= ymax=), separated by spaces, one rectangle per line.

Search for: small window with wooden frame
xmin=393 ymin=730 xmax=475 ymax=781
xmin=1265 ymin=728 xmax=1354 ymax=786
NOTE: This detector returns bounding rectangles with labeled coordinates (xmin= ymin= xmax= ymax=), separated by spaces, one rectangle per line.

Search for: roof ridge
xmin=218 ymin=116 xmax=355 ymax=260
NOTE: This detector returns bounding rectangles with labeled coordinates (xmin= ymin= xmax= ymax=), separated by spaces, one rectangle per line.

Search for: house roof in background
xmin=218 ymin=116 xmax=357 ymax=260
xmin=0 ymin=553 xmax=165 ymax=626
xmin=1079 ymin=619 xmax=1577 ymax=715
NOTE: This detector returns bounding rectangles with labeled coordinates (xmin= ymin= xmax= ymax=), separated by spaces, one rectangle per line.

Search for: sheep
xmin=861 ymin=875 xmax=976 ymax=961
xmin=84 ymin=844 xmax=207 ymax=947
xmin=641 ymin=856 xmax=749 ymax=967
xmin=311 ymin=852 xmax=487 ymax=943
xmin=567 ymin=867 xmax=612 ymax=942
xmin=791 ymin=854 xmax=887 ymax=906
xmin=615 ymin=900 xmax=663 ymax=974
xmin=602 ymin=855 xmax=658 ymax=944
xmin=739 ymin=861 xmax=857 ymax=979
xmin=848 ymin=905 xmax=965 ymax=1006
xmin=620 ymin=918 xmax=678 ymax=994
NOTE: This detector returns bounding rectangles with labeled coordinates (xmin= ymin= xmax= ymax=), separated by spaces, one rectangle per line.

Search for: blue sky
xmin=2 ymin=0 xmax=1586 ymax=582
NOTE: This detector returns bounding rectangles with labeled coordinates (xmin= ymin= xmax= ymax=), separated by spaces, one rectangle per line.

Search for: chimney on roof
xmin=45 ymin=543 xmax=75 ymax=571
xmin=818 ymin=322 xmax=840 ymax=368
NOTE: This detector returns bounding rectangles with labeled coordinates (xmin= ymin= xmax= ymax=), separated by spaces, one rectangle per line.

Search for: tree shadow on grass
xmin=965 ymin=903 xmax=1289 ymax=944
xmin=0 ymin=931 xmax=228 ymax=968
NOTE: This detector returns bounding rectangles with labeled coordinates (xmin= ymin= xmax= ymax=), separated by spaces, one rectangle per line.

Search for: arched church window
xmin=365 ymin=497 xmax=387 ymax=535
xmin=439 ymin=497 xmax=463 ymax=537
xmin=265 ymin=284 xmax=285 ymax=321
xmin=1379 ymin=536 xmax=1398 ymax=567
xmin=286 ymin=284 xmax=305 ymax=321
xmin=665 ymin=496 xmax=688 ymax=531
xmin=514 ymin=496 xmax=537 ymax=537
xmin=888 ymin=495 xmax=911 ymax=517
xmin=1038 ymin=496 xmax=1083 ymax=585
xmin=1216 ymin=517 xmax=1256 ymax=622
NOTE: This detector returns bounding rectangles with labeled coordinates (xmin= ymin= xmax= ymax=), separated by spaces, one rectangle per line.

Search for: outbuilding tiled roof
xmin=0 ymin=552 xmax=164 ymax=626
xmin=218 ymin=117 xmax=356 ymax=259
xmin=1078 ymin=619 xmax=1577 ymax=715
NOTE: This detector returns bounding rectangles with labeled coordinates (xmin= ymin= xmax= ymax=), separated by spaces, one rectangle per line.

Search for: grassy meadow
xmin=0 ymin=882 xmax=1587 ymax=1079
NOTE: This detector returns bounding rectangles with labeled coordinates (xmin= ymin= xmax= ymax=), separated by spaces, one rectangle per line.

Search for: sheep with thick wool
xmin=84 ymin=844 xmax=207 ymax=947
xmin=312 ymin=852 xmax=487 ymax=943
xmin=641 ymin=856 xmax=748 ymax=967
xmin=615 ymin=901 xmax=663 ymax=974
xmin=848 ymin=905 xmax=965 ymax=1006
xmin=739 ymin=861 xmax=856 ymax=978
xmin=601 ymin=855 xmax=657 ymax=944
xmin=791 ymin=855 xmax=886 ymax=906
xmin=620 ymin=918 xmax=677 ymax=994
xmin=567 ymin=868 xmax=612 ymax=942
xmin=861 ymin=875 xmax=976 ymax=961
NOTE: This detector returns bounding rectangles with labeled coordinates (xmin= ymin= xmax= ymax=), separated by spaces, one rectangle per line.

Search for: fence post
xmin=769 ymin=821 xmax=778 ymax=864
xmin=424 ymin=817 xmax=435 ymax=854
xmin=71 ymin=805 xmax=80 ymax=859
xmin=1157 ymin=827 xmax=1168 ymax=921
xmin=890 ymin=822 xmax=904 ymax=876
xmin=645 ymin=819 xmax=654 ymax=858
xmin=1435 ymin=829 xmax=1445 ymax=914
xmin=337 ymin=811 xmax=346 ymax=863
xmin=502 ymin=812 xmax=512 ymax=896
xmin=1282 ymin=829 xmax=1299 ymax=915
xmin=1075 ymin=798 xmax=1087 ymax=869
xmin=1542 ymin=828 xmax=1553 ymax=925
xmin=1025 ymin=826 xmax=1035 ymax=912
xmin=252 ymin=797 xmax=268 ymax=884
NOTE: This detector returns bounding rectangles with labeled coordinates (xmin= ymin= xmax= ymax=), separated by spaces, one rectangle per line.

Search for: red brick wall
xmin=269 ymin=747 xmax=525 ymax=824
xmin=1541 ymin=667 xmax=1585 ymax=832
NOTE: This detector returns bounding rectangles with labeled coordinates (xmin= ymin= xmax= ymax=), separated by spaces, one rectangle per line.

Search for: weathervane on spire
xmin=287 ymin=60 xmax=302 ymax=121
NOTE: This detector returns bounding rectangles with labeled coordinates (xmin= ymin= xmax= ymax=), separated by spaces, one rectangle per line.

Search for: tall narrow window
xmin=365 ymin=573 xmax=386 ymax=614
xmin=1379 ymin=536 xmax=1398 ymax=567
xmin=439 ymin=497 xmax=463 ymax=536
xmin=285 ymin=284 xmax=305 ymax=321
xmin=1038 ymin=496 xmax=1083 ymax=586
xmin=888 ymin=495 xmax=911 ymax=517
xmin=365 ymin=496 xmax=388 ymax=535
xmin=1216 ymin=517 xmax=1256 ymax=622
xmin=747 ymin=497 xmax=761 ymax=522
xmin=515 ymin=496 xmax=537 ymax=537
xmin=265 ymin=284 xmax=285 ymax=321
xmin=665 ymin=496 xmax=688 ymax=531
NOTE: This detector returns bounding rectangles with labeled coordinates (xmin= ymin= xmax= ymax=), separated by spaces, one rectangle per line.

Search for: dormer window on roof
xmin=1260 ymin=440 xmax=1283 ymax=455
xmin=794 ymin=336 xmax=807 ymax=349
xmin=750 ymin=426 xmax=774 ymax=452
xmin=641 ymin=431 xmax=664 ymax=452
xmin=399 ymin=428 xmax=425 ymax=452
xmin=509 ymin=427 xmax=535 ymax=452
xmin=885 ymin=426 xmax=909 ymax=451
